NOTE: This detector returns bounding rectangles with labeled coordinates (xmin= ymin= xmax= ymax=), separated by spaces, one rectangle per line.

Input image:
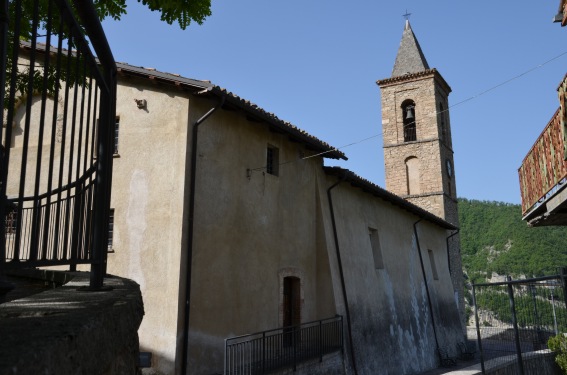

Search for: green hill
xmin=458 ymin=198 xmax=567 ymax=282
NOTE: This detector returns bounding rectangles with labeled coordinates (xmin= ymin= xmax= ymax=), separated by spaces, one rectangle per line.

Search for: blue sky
xmin=102 ymin=1 xmax=567 ymax=204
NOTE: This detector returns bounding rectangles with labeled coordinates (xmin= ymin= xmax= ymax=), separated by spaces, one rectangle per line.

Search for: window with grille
xmin=113 ymin=118 xmax=120 ymax=155
xmin=108 ymin=208 xmax=114 ymax=252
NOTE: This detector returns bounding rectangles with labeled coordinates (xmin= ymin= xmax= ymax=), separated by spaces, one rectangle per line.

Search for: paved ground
xmin=417 ymin=358 xmax=482 ymax=375
xmin=2 ymin=274 xmax=53 ymax=303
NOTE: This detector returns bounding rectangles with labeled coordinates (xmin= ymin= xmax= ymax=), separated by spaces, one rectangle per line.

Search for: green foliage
xmin=459 ymin=198 xmax=567 ymax=277
xmin=138 ymin=0 xmax=212 ymax=29
xmin=4 ymin=0 xmax=211 ymax=107
xmin=548 ymin=334 xmax=567 ymax=373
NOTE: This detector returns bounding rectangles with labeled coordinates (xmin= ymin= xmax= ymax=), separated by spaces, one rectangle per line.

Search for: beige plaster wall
xmin=187 ymin=99 xmax=338 ymax=374
xmin=105 ymin=78 xmax=192 ymax=374
xmin=325 ymin=178 xmax=463 ymax=375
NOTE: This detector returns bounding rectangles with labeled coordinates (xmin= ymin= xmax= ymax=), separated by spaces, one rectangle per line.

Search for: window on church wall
xmin=266 ymin=145 xmax=279 ymax=176
xmin=427 ymin=250 xmax=439 ymax=280
xmin=368 ymin=227 xmax=384 ymax=269
xmin=405 ymin=156 xmax=420 ymax=195
xmin=402 ymin=100 xmax=416 ymax=142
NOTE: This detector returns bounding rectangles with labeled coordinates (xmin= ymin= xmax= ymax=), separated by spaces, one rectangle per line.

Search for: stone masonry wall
xmin=0 ymin=271 xmax=144 ymax=375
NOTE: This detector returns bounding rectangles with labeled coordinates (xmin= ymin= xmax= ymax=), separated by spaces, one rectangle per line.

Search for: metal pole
xmin=262 ymin=331 xmax=266 ymax=374
xmin=0 ymin=0 xmax=13 ymax=304
xmin=561 ymin=267 xmax=567 ymax=311
xmin=507 ymin=276 xmax=525 ymax=375
xmin=319 ymin=320 xmax=323 ymax=362
xmin=551 ymin=286 xmax=558 ymax=335
xmin=472 ymin=284 xmax=486 ymax=374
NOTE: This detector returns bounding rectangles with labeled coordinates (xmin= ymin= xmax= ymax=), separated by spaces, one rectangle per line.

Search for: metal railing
xmin=403 ymin=123 xmax=416 ymax=142
xmin=224 ymin=315 xmax=343 ymax=374
xmin=472 ymin=269 xmax=567 ymax=374
xmin=0 ymin=0 xmax=116 ymax=296
xmin=519 ymin=75 xmax=567 ymax=215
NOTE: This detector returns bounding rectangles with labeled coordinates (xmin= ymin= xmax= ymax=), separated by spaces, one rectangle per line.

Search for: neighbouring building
xmin=519 ymin=6 xmax=567 ymax=225
xmin=7 ymin=21 xmax=464 ymax=375
xmin=554 ymin=0 xmax=567 ymax=25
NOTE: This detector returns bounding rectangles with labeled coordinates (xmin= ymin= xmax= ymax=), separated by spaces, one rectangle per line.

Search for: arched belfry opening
xmin=402 ymin=100 xmax=416 ymax=142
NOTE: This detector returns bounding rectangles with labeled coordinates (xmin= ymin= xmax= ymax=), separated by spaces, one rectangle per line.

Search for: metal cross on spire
xmin=402 ymin=10 xmax=412 ymax=21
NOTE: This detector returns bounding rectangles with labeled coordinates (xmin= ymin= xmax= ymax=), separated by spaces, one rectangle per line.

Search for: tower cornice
xmin=377 ymin=68 xmax=451 ymax=94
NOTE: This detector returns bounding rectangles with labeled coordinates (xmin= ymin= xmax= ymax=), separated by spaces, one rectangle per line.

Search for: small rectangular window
xmin=369 ymin=227 xmax=384 ymax=269
xmin=108 ymin=208 xmax=115 ymax=252
xmin=428 ymin=250 xmax=439 ymax=280
xmin=266 ymin=145 xmax=279 ymax=176
xmin=94 ymin=117 xmax=120 ymax=157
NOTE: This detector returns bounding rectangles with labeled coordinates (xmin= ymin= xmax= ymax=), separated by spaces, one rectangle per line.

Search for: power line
xmin=246 ymin=50 xmax=567 ymax=174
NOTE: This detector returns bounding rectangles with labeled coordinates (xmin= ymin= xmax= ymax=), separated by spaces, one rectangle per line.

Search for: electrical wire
xmin=245 ymin=49 xmax=567 ymax=174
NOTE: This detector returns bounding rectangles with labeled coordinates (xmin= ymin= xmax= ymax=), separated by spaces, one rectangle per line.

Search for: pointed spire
xmin=391 ymin=20 xmax=430 ymax=78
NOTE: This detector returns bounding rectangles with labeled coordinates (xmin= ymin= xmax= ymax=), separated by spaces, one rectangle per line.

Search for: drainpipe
xmin=327 ymin=173 xmax=358 ymax=375
xmin=413 ymin=219 xmax=441 ymax=352
xmin=181 ymin=94 xmax=225 ymax=375
xmin=445 ymin=229 xmax=459 ymax=275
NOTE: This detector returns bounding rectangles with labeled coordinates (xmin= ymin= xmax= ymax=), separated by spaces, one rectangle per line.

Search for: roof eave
xmin=324 ymin=166 xmax=458 ymax=230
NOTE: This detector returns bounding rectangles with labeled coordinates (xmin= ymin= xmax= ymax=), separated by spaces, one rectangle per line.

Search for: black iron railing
xmin=0 ymin=0 xmax=116 ymax=297
xmin=224 ymin=315 xmax=343 ymax=374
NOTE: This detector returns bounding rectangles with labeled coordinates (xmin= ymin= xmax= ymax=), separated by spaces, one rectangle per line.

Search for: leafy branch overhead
xmin=93 ymin=0 xmax=212 ymax=29
xmin=4 ymin=0 xmax=212 ymax=106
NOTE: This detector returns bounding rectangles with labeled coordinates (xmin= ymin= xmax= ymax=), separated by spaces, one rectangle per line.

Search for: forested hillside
xmin=458 ymin=198 xmax=567 ymax=281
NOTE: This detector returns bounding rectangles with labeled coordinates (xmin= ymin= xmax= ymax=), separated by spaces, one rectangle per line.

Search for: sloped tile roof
xmin=116 ymin=62 xmax=347 ymax=160
xmin=324 ymin=166 xmax=458 ymax=230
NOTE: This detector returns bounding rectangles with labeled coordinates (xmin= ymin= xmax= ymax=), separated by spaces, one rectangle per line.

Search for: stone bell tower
xmin=377 ymin=20 xmax=464 ymax=324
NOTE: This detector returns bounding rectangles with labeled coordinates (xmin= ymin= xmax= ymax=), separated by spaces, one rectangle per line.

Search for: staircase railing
xmin=0 ymin=0 xmax=116 ymax=299
xmin=224 ymin=315 xmax=343 ymax=374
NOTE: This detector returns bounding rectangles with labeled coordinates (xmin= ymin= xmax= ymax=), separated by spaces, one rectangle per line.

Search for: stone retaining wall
xmin=0 ymin=271 xmax=144 ymax=375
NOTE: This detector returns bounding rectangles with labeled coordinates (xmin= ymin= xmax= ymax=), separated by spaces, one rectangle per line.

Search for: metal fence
xmin=472 ymin=269 xmax=567 ymax=374
xmin=0 ymin=0 xmax=116 ymax=298
xmin=224 ymin=315 xmax=343 ymax=374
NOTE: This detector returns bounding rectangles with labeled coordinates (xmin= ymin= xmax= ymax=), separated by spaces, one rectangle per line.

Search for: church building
xmin=7 ymin=21 xmax=465 ymax=375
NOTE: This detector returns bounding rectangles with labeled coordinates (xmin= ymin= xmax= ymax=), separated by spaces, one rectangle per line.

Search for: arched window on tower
xmin=405 ymin=156 xmax=420 ymax=195
xmin=402 ymin=100 xmax=416 ymax=142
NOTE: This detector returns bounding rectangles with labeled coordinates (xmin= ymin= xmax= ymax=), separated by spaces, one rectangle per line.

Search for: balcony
xmin=519 ymin=75 xmax=567 ymax=225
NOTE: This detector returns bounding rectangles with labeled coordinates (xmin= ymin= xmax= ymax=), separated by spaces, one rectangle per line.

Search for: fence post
xmin=0 ymin=0 xmax=14 ymax=304
xmin=472 ymin=284 xmax=486 ymax=374
xmin=262 ymin=331 xmax=266 ymax=374
xmin=561 ymin=267 xmax=567 ymax=312
xmin=223 ymin=339 xmax=227 ymax=375
xmin=319 ymin=319 xmax=323 ymax=362
xmin=293 ymin=326 xmax=297 ymax=371
xmin=507 ymin=276 xmax=525 ymax=375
